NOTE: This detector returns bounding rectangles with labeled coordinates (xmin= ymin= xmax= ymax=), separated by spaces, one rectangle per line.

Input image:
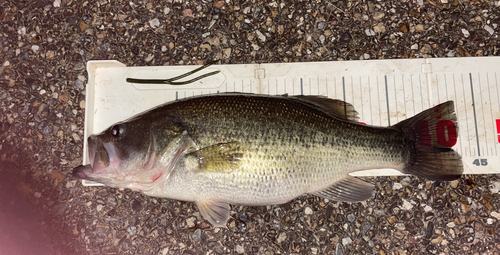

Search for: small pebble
xmin=342 ymin=237 xmax=352 ymax=245
xmin=127 ymin=226 xmax=137 ymax=236
xmin=365 ymin=29 xmax=375 ymax=36
xmin=490 ymin=182 xmax=500 ymax=193
xmin=192 ymin=229 xmax=201 ymax=241
xmin=373 ymin=12 xmax=385 ymax=20
xmin=420 ymin=44 xmax=432 ymax=54
xmin=255 ymin=30 xmax=266 ymax=42
xmin=484 ymin=25 xmax=494 ymax=35
xmin=393 ymin=183 xmax=403 ymax=190
xmin=462 ymin=28 xmax=470 ymax=38
xmin=239 ymin=212 xmax=249 ymax=222
xmin=145 ymin=54 xmax=154 ymax=62
xmin=237 ymin=220 xmax=247 ymax=232
xmin=305 ymin=207 xmax=313 ymax=215
xmin=347 ymin=213 xmax=355 ymax=222
xmin=400 ymin=199 xmax=414 ymax=210
xmin=149 ymin=18 xmax=160 ymax=28
xmin=447 ymin=222 xmax=455 ymax=228
xmin=362 ymin=222 xmax=372 ymax=233
xmin=235 ymin=244 xmax=244 ymax=254
xmin=318 ymin=21 xmax=325 ymax=30
xmin=319 ymin=35 xmax=325 ymax=44
xmin=424 ymin=205 xmax=432 ymax=212
xmin=491 ymin=211 xmax=500 ymax=220
xmin=186 ymin=217 xmax=196 ymax=228
xmin=373 ymin=23 xmax=386 ymax=33
xmin=335 ymin=243 xmax=343 ymax=255
xmin=277 ymin=232 xmax=287 ymax=243
xmin=75 ymin=79 xmax=84 ymax=90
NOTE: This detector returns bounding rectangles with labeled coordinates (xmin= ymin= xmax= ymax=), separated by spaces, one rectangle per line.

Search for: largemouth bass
xmin=73 ymin=93 xmax=463 ymax=227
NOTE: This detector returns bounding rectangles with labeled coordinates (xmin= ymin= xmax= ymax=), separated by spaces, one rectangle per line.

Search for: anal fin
xmin=311 ymin=176 xmax=374 ymax=202
xmin=196 ymin=199 xmax=231 ymax=227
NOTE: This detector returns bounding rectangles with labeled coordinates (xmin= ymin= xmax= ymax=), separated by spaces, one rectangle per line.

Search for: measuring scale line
xmin=384 ymin=75 xmax=391 ymax=126
xmin=342 ymin=77 xmax=348 ymax=119
xmin=469 ymin=73 xmax=481 ymax=156
xmin=478 ymin=73 xmax=488 ymax=156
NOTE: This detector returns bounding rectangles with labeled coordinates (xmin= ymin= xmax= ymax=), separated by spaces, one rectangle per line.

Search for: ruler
xmin=83 ymin=57 xmax=500 ymax=186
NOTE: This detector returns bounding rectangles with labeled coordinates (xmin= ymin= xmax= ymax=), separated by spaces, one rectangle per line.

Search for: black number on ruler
xmin=472 ymin=159 xmax=488 ymax=166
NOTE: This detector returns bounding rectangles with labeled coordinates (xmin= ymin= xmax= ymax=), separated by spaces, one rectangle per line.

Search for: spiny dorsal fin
xmin=189 ymin=141 xmax=244 ymax=172
xmin=292 ymin=96 xmax=359 ymax=122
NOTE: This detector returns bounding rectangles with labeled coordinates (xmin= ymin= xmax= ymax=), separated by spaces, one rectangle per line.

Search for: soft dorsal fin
xmin=311 ymin=175 xmax=374 ymax=202
xmin=189 ymin=141 xmax=244 ymax=172
xmin=292 ymin=95 xmax=359 ymax=122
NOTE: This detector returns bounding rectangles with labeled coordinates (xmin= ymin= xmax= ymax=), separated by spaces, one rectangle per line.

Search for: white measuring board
xmin=82 ymin=57 xmax=500 ymax=186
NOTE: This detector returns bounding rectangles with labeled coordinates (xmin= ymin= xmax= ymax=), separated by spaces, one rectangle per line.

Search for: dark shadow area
xmin=0 ymin=161 xmax=76 ymax=255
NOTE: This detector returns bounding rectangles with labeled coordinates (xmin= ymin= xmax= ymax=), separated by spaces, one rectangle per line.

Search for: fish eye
xmin=111 ymin=124 xmax=125 ymax=138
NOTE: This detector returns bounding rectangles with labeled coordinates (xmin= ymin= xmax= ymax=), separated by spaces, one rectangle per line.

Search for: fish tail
xmin=393 ymin=101 xmax=463 ymax=181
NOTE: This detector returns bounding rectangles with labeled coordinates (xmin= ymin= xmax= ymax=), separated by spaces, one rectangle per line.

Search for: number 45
xmin=472 ymin=159 xmax=488 ymax=166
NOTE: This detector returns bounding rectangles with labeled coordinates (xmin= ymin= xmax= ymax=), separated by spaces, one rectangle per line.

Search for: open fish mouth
xmin=88 ymin=136 xmax=109 ymax=169
xmin=74 ymin=136 xmax=123 ymax=179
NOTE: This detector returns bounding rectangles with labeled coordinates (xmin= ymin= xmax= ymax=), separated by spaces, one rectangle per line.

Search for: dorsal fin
xmin=292 ymin=95 xmax=359 ymax=122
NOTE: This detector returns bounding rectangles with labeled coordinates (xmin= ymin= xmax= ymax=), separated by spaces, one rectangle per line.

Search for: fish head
xmin=73 ymin=118 xmax=186 ymax=191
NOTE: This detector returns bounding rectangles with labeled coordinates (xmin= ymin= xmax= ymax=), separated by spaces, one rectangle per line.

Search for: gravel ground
xmin=1 ymin=0 xmax=500 ymax=254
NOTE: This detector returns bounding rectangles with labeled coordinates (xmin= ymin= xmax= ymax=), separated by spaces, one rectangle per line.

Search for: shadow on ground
xmin=0 ymin=161 xmax=77 ymax=255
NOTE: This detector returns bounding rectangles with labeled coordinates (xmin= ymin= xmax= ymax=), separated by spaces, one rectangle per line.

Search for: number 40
xmin=472 ymin=159 xmax=488 ymax=166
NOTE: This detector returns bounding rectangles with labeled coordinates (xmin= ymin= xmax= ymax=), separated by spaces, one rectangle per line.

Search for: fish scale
xmin=160 ymin=95 xmax=407 ymax=202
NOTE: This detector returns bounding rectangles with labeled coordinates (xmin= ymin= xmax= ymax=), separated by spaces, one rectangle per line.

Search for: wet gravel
xmin=1 ymin=0 xmax=500 ymax=254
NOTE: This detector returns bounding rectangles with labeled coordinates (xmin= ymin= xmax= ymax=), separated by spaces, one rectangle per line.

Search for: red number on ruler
xmin=496 ymin=119 xmax=500 ymax=144
xmin=415 ymin=119 xmax=457 ymax=147
xmin=436 ymin=120 xmax=458 ymax=147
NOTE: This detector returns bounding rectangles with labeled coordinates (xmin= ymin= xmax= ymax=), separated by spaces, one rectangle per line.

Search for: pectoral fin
xmin=196 ymin=199 xmax=231 ymax=227
xmin=311 ymin=176 xmax=374 ymax=202
xmin=189 ymin=141 xmax=244 ymax=172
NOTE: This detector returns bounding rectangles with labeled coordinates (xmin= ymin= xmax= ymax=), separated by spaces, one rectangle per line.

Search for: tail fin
xmin=394 ymin=101 xmax=463 ymax=181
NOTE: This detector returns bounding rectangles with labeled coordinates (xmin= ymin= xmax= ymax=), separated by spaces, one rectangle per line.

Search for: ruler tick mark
xmin=300 ymin=78 xmax=304 ymax=96
xmin=385 ymin=75 xmax=390 ymax=126
xmin=470 ymin=73 xmax=481 ymax=156
xmin=342 ymin=77 xmax=347 ymax=119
